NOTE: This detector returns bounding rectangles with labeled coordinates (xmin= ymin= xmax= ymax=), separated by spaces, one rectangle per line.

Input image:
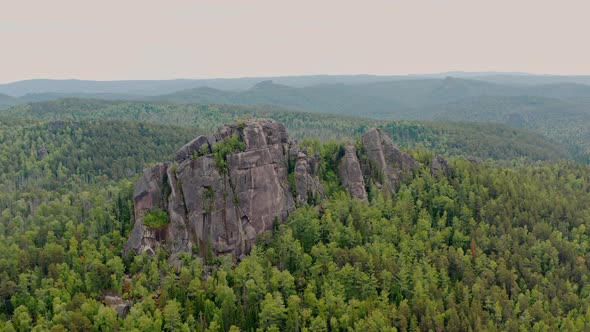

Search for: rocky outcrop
xmin=103 ymin=295 xmax=131 ymax=318
xmin=124 ymin=120 xmax=417 ymax=261
xmin=294 ymin=151 xmax=325 ymax=205
xmin=360 ymin=128 xmax=417 ymax=192
xmin=125 ymin=163 xmax=172 ymax=256
xmin=338 ymin=143 xmax=367 ymax=201
xmin=175 ymin=135 xmax=214 ymax=162
xmin=124 ymin=119 xmax=295 ymax=259
xmin=431 ymin=155 xmax=449 ymax=178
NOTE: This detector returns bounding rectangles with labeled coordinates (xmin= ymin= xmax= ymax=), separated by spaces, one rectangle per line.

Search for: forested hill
xmin=1 ymin=102 xmax=590 ymax=331
xmin=0 ymin=120 xmax=196 ymax=189
xmin=148 ymin=78 xmax=590 ymax=162
xmin=0 ymin=93 xmax=16 ymax=108
xmin=2 ymin=99 xmax=570 ymax=162
xmin=3 ymin=76 xmax=588 ymax=162
xmin=148 ymin=77 xmax=590 ymax=118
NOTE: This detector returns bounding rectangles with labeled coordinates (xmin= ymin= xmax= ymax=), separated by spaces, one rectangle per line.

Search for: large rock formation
xmin=125 ymin=163 xmax=184 ymax=258
xmin=124 ymin=119 xmax=417 ymax=260
xmin=338 ymin=143 xmax=367 ymax=201
xmin=125 ymin=119 xmax=295 ymax=259
xmin=360 ymin=128 xmax=417 ymax=192
xmin=294 ymin=151 xmax=325 ymax=205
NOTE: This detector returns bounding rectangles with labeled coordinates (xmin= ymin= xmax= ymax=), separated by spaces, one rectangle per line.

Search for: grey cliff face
xmin=175 ymin=135 xmax=213 ymax=162
xmin=338 ymin=143 xmax=367 ymax=201
xmin=360 ymin=128 xmax=417 ymax=192
xmin=294 ymin=151 xmax=325 ymax=205
xmin=124 ymin=119 xmax=296 ymax=259
xmin=124 ymin=163 xmax=171 ymax=256
xmin=124 ymin=120 xmax=417 ymax=261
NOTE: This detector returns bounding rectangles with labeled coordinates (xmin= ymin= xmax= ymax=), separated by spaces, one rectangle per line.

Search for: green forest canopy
xmin=0 ymin=99 xmax=590 ymax=331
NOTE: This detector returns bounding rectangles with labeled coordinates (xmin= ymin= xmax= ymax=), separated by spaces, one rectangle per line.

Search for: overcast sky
xmin=1 ymin=0 xmax=589 ymax=83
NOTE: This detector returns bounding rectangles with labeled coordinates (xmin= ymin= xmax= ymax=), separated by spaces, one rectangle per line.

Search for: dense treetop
xmin=0 ymin=98 xmax=589 ymax=331
xmin=1 ymin=99 xmax=570 ymax=162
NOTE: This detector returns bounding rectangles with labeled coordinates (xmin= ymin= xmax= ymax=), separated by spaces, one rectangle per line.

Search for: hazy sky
xmin=1 ymin=0 xmax=589 ymax=83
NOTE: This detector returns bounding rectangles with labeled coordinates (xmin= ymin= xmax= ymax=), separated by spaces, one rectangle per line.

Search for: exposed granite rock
xmin=124 ymin=163 xmax=177 ymax=256
xmin=124 ymin=119 xmax=295 ymax=260
xmin=431 ymin=155 xmax=449 ymax=178
xmin=125 ymin=120 xmax=417 ymax=261
xmin=294 ymin=152 xmax=325 ymax=204
xmin=338 ymin=143 xmax=367 ymax=201
xmin=122 ymin=162 xmax=191 ymax=261
xmin=175 ymin=135 xmax=215 ymax=162
xmin=360 ymin=128 xmax=417 ymax=193
xmin=103 ymin=295 xmax=131 ymax=318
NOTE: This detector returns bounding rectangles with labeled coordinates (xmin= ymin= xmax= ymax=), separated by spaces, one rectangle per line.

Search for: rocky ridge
xmin=124 ymin=119 xmax=418 ymax=260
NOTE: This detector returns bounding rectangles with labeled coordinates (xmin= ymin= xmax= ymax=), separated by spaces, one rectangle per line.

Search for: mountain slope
xmin=4 ymin=76 xmax=590 ymax=120
xmin=153 ymin=77 xmax=590 ymax=118
xmin=0 ymin=75 xmax=416 ymax=96
xmin=0 ymin=119 xmax=197 ymax=191
xmin=0 ymin=93 xmax=16 ymax=108
xmin=415 ymin=95 xmax=590 ymax=161
xmin=3 ymin=72 xmax=590 ymax=96
xmin=1 ymin=98 xmax=570 ymax=162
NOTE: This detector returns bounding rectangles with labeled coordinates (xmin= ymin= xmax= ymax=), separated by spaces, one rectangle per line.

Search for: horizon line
xmin=4 ymin=71 xmax=590 ymax=85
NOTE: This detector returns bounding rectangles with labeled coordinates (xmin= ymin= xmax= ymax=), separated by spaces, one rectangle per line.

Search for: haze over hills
xmin=3 ymin=73 xmax=590 ymax=163
xmin=2 ymin=72 xmax=590 ymax=97
xmin=2 ymin=74 xmax=590 ymax=118
xmin=147 ymin=77 xmax=590 ymax=162
xmin=0 ymin=93 xmax=16 ymax=108
xmin=0 ymin=75 xmax=417 ymax=97
xmin=153 ymin=76 xmax=590 ymax=112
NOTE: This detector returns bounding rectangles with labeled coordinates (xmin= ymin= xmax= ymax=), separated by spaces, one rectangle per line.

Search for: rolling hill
xmin=3 ymin=76 xmax=590 ymax=162
xmin=1 ymin=98 xmax=570 ymax=162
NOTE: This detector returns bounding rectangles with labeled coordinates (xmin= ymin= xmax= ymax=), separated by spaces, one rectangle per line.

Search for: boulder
xmin=103 ymin=295 xmax=131 ymax=318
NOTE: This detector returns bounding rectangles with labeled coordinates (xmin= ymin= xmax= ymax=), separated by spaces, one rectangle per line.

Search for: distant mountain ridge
xmin=0 ymin=75 xmax=409 ymax=97
xmin=2 ymin=72 xmax=590 ymax=97
xmin=3 ymin=74 xmax=590 ymax=162
xmin=151 ymin=77 xmax=590 ymax=118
